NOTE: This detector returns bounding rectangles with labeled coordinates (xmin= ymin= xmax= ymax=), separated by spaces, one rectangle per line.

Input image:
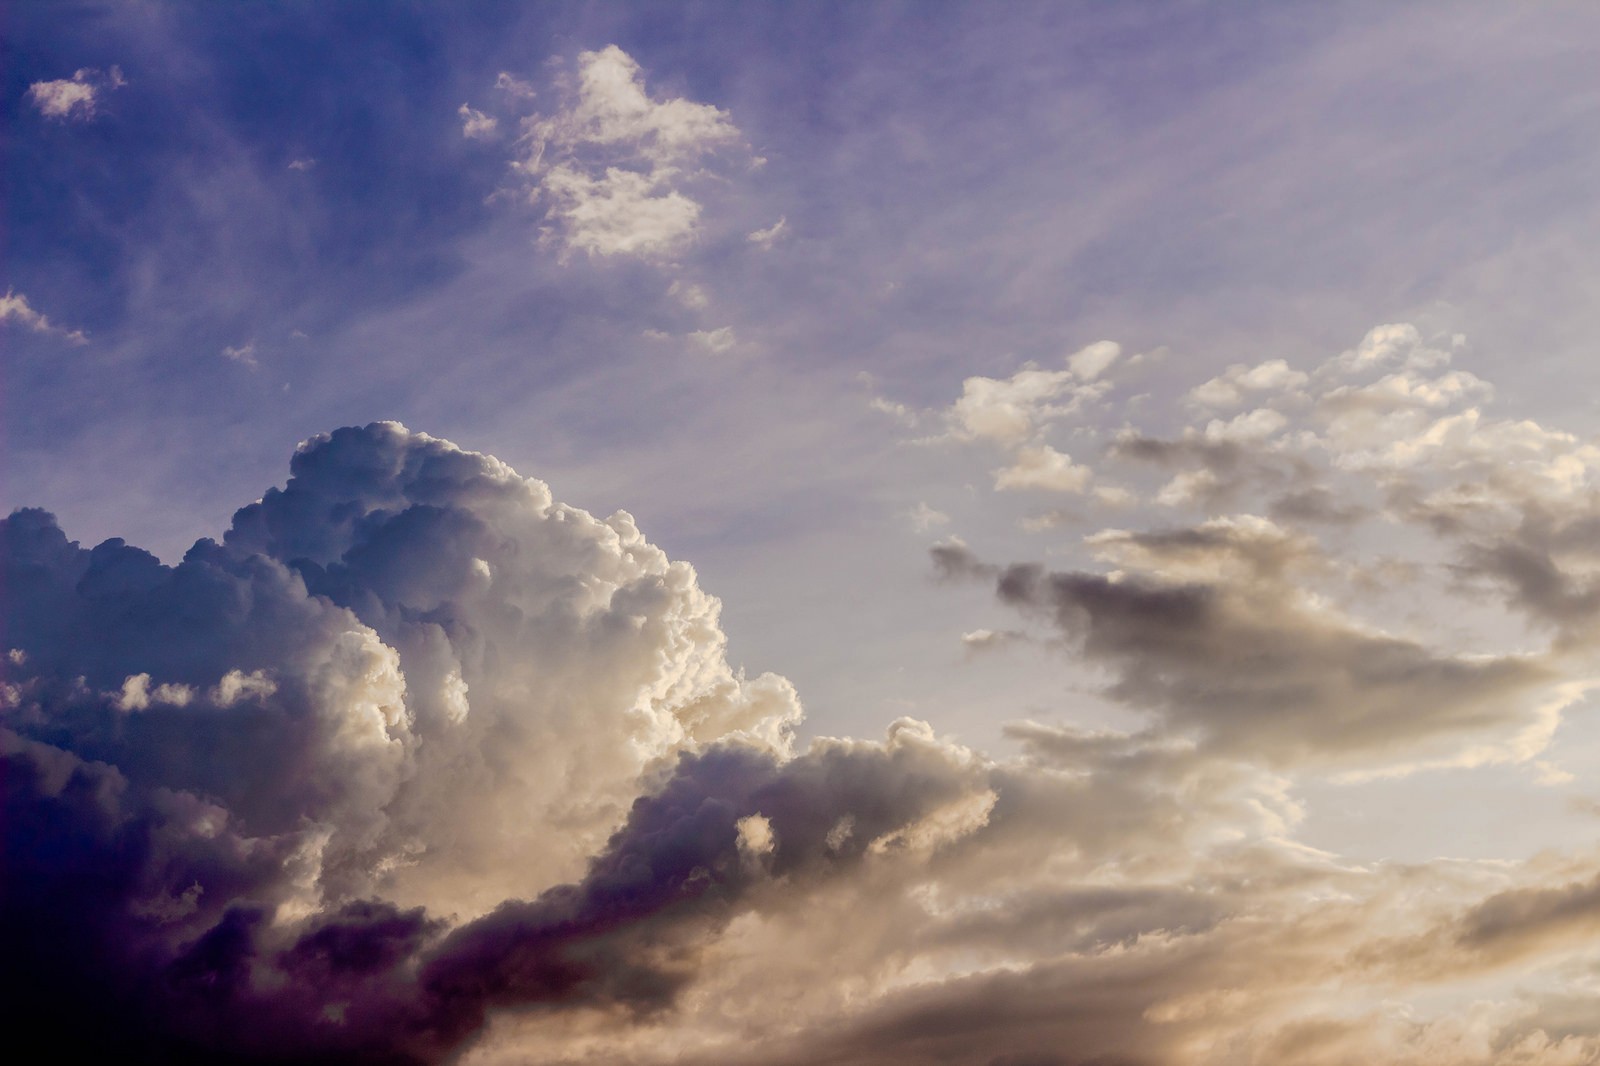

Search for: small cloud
xmin=668 ymin=280 xmax=710 ymax=310
xmin=508 ymin=45 xmax=747 ymax=261
xmin=688 ymin=327 xmax=736 ymax=354
xmin=960 ymin=628 xmax=1026 ymax=653
xmin=1188 ymin=359 xmax=1308 ymax=410
xmin=869 ymin=395 xmax=920 ymax=427
xmin=0 ymin=289 xmax=87 ymax=344
xmin=1534 ymin=760 xmax=1575 ymax=787
xmin=287 ymin=157 xmax=317 ymax=171
xmin=909 ymin=503 xmax=951 ymax=532
xmin=1067 ymin=340 xmax=1122 ymax=381
xmin=993 ymin=444 xmax=1091 ymax=494
xmin=458 ymin=104 xmax=499 ymax=140
xmin=28 ymin=66 xmax=125 ymax=121
xmin=494 ymin=71 xmax=536 ymax=99
xmin=747 ymin=216 xmax=788 ymax=250
xmin=222 ymin=342 xmax=258 ymax=369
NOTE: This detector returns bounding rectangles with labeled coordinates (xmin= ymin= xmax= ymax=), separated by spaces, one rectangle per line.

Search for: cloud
xmin=26 ymin=65 xmax=125 ymax=121
xmin=908 ymin=502 xmax=950 ymax=532
xmin=747 ymin=216 xmax=788 ymax=249
xmin=1066 ymin=340 xmax=1122 ymax=381
xmin=993 ymin=444 xmax=1091 ymax=494
xmin=960 ymin=627 xmax=1026 ymax=652
xmin=669 ymin=279 xmax=710 ymax=309
xmin=457 ymin=103 xmax=498 ymax=140
xmin=941 ymin=522 xmax=1575 ymax=772
xmin=10 ymin=417 xmax=1600 ymax=1065
xmin=944 ymin=351 xmax=1104 ymax=445
xmin=287 ymin=157 xmax=317 ymax=171
xmin=688 ymin=326 xmax=736 ymax=354
xmin=507 ymin=46 xmax=747 ymax=260
xmin=883 ymin=340 xmax=1122 ymax=497
xmin=494 ymin=71 xmax=536 ymax=99
xmin=2 ymin=457 xmax=990 ymax=1059
xmin=221 ymin=341 xmax=258 ymax=368
xmin=1188 ymin=358 xmax=1308 ymax=410
xmin=0 ymin=289 xmax=87 ymax=344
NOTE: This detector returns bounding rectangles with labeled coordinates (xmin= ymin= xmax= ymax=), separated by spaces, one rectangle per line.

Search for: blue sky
xmin=8 ymin=4 xmax=1600 ymax=1063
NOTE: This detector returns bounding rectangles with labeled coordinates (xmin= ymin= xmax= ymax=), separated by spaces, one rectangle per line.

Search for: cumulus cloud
xmin=504 ymin=46 xmax=748 ymax=259
xmin=993 ymin=443 xmax=1091 ymax=494
xmin=1066 ymin=339 xmax=1122 ymax=381
xmin=27 ymin=65 xmax=125 ymax=120
xmin=10 ymin=412 xmax=1600 ymax=1064
xmin=1 ymin=289 xmax=88 ymax=344
xmin=946 ymin=360 xmax=1082 ymax=445
xmin=883 ymin=340 xmax=1123 ymax=497
xmin=1188 ymin=358 xmax=1308 ymax=409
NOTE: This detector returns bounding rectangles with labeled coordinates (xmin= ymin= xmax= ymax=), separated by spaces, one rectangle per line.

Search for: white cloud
xmin=960 ymin=627 xmax=1024 ymax=651
xmin=286 ymin=157 xmax=317 ymax=171
xmin=494 ymin=71 xmax=536 ymax=99
xmin=668 ymin=279 xmax=710 ymax=309
xmin=948 ymin=366 xmax=1076 ymax=444
xmin=747 ymin=216 xmax=789 ymax=249
xmin=222 ymin=342 xmax=258 ymax=368
xmin=688 ymin=326 xmax=736 ymax=354
xmin=508 ymin=45 xmax=747 ymax=260
xmin=994 ymin=443 xmax=1092 ymax=493
xmin=27 ymin=65 xmax=125 ymax=121
xmin=909 ymin=502 xmax=951 ymax=532
xmin=1331 ymin=322 xmax=1452 ymax=374
xmin=0 ymin=289 xmax=87 ymax=344
xmin=1202 ymin=406 xmax=1289 ymax=442
xmin=1189 ymin=358 xmax=1309 ymax=409
xmin=1067 ymin=339 xmax=1122 ymax=380
xmin=537 ymin=164 xmax=701 ymax=257
xmin=458 ymin=104 xmax=498 ymax=140
xmin=870 ymin=395 xmax=920 ymax=427
xmin=5 ymin=423 xmax=802 ymax=930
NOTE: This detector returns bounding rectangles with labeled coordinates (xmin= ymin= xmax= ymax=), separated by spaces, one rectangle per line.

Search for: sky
xmin=6 ymin=2 xmax=1600 ymax=1063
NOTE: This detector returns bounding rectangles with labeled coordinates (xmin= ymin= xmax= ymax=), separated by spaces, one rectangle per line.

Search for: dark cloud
xmin=0 ymin=716 xmax=986 ymax=1062
xmin=939 ymin=528 xmax=1564 ymax=769
xmin=930 ymin=537 xmax=1000 ymax=581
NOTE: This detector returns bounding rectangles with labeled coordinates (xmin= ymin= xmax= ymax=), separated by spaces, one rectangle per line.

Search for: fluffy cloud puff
xmin=26 ymin=65 xmax=125 ymax=120
xmin=486 ymin=46 xmax=747 ymax=260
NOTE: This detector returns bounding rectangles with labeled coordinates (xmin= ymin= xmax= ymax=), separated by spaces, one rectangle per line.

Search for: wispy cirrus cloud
xmin=0 ymin=289 xmax=87 ymax=344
